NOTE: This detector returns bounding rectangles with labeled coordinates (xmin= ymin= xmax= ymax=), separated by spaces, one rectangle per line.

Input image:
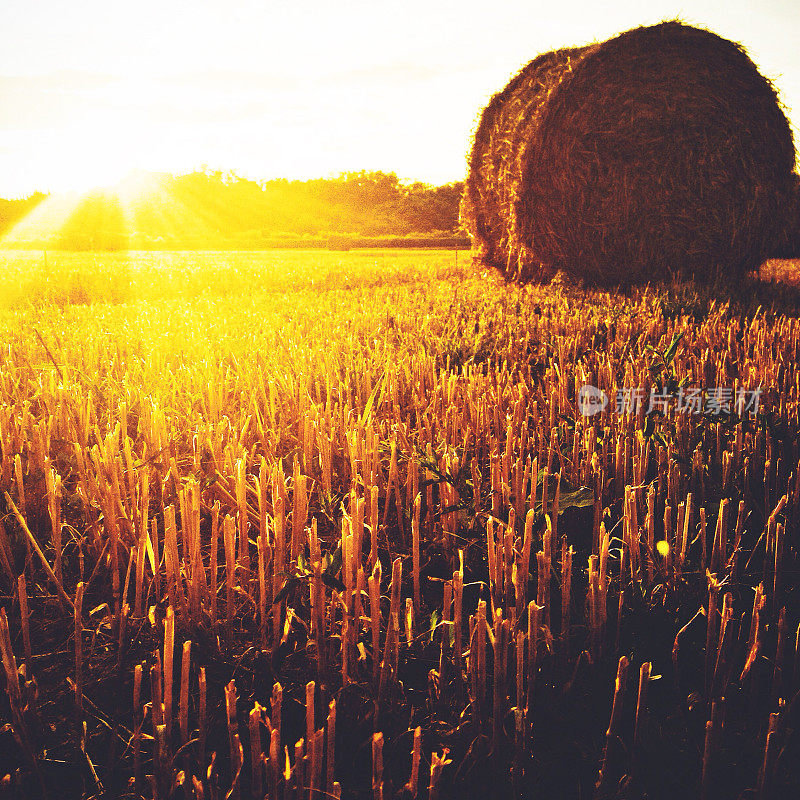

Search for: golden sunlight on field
xmin=2 ymin=249 xmax=800 ymax=798
xmin=1 ymin=174 xmax=206 ymax=249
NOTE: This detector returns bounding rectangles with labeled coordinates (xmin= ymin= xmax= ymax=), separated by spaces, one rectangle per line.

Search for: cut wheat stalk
xmin=150 ymin=661 xmax=164 ymax=733
xmin=412 ymin=492 xmax=421 ymax=611
xmin=4 ymin=492 xmax=73 ymax=613
xmin=225 ymin=680 xmax=241 ymax=800
xmin=270 ymin=725 xmax=281 ymax=800
xmin=369 ymin=561 xmax=382 ymax=686
xmin=428 ymin=749 xmax=450 ymax=800
xmin=250 ymin=702 xmax=264 ymax=799
xmin=163 ymin=605 xmax=175 ymax=742
xmin=326 ymin=700 xmax=336 ymax=798
xmin=492 ymin=608 xmax=509 ymax=753
xmin=596 ymin=655 xmax=630 ymax=796
xmin=223 ymin=514 xmax=237 ymax=627
xmin=757 ymin=712 xmax=780 ymax=800
xmin=17 ymin=573 xmax=32 ymax=665
xmin=405 ymin=725 xmax=422 ymax=797
xmin=633 ymin=661 xmax=651 ymax=770
xmin=133 ymin=662 xmax=143 ymax=789
xmin=74 ymin=581 xmax=85 ymax=717
xmin=179 ymin=639 xmax=191 ymax=747
xmin=198 ymin=665 xmax=207 ymax=771
xmin=372 ymin=731 xmax=384 ymax=800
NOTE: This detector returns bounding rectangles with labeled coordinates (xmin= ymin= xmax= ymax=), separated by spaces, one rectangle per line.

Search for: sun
xmin=44 ymin=111 xmax=159 ymax=195
xmin=34 ymin=71 xmax=180 ymax=196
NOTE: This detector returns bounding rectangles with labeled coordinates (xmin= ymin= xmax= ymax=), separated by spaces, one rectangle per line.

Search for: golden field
xmin=0 ymin=249 xmax=799 ymax=799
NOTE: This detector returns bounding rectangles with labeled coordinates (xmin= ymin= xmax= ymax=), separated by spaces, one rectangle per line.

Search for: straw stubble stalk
xmin=270 ymin=726 xmax=281 ymax=800
xmin=305 ymin=681 xmax=315 ymax=749
xmin=341 ymin=596 xmax=352 ymax=686
xmin=405 ymin=726 xmax=422 ymax=797
xmin=272 ymin=681 xmax=283 ymax=759
xmin=369 ymin=562 xmax=382 ymax=686
xmin=0 ymin=519 xmax=14 ymax=586
xmin=164 ymin=505 xmax=184 ymax=613
xmin=486 ymin=518 xmax=498 ymax=612
xmin=389 ymin=556 xmax=402 ymax=627
xmin=310 ymin=728 xmax=323 ymax=800
xmin=633 ymin=661 xmax=651 ymax=767
xmin=116 ymin=603 xmax=130 ymax=676
xmin=596 ymin=655 xmax=630 ymax=796
xmin=226 ymin=680 xmax=242 ymax=800
xmin=492 ymin=609 xmax=509 ymax=753
xmin=5 ymin=492 xmax=74 ymax=613
xmin=705 ymin=586 xmax=720 ymax=695
xmin=154 ymin=723 xmax=169 ymax=799
xmin=46 ymin=466 xmax=63 ymax=584
xmin=453 ymin=565 xmax=463 ymax=682
xmin=772 ymin=606 xmax=787 ymax=706
xmin=701 ymin=700 xmax=724 ymax=800
xmin=273 ymin=493 xmax=285 ymax=642
xmin=326 ymin=700 xmax=336 ymax=798
xmin=0 ymin=607 xmax=22 ymax=719
xmin=198 ymin=666 xmax=207 ymax=770
xmin=258 ymin=533 xmax=270 ymax=651
xmin=412 ymin=492 xmax=421 ymax=611
xmin=133 ymin=663 xmax=143 ymax=788
xmin=236 ymin=457 xmax=251 ymax=577
xmin=134 ymin=522 xmax=147 ymax=618
xmin=224 ymin=515 xmax=237 ymax=626
xmin=372 ymin=732 xmax=384 ymax=800
xmin=561 ymin=538 xmax=573 ymax=653
xmin=711 ymin=592 xmax=735 ymax=699
xmin=536 ymin=548 xmax=550 ymax=631
xmin=250 ymin=703 xmax=263 ymax=799
xmin=17 ymin=573 xmax=32 ymax=664
xmin=293 ymin=738 xmax=305 ymax=799
xmin=428 ymin=750 xmax=449 ymax=800
xmin=526 ymin=601 xmax=542 ymax=733
xmin=151 ymin=517 xmax=161 ymax=608
xmin=292 ymin=468 xmax=308 ymax=563
xmin=179 ymin=640 xmax=191 ymax=746
xmin=164 ymin=605 xmax=175 ymax=742
xmin=231 ymin=732 xmax=244 ymax=800
xmin=74 ymin=581 xmax=85 ymax=717
xmin=367 ymin=484 xmax=379 ymax=570
xmin=758 ymin=712 xmax=780 ymax=800
xmin=516 ymin=630 xmax=525 ymax=717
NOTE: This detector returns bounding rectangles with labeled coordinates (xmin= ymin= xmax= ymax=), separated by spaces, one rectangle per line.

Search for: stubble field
xmin=1 ymin=249 xmax=800 ymax=800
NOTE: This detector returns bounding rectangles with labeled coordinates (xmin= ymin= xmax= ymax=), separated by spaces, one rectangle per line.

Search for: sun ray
xmin=0 ymin=191 xmax=87 ymax=249
xmin=0 ymin=171 xmax=234 ymax=253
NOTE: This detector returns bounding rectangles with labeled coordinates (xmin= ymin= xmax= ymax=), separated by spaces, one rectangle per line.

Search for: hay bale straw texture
xmin=462 ymin=21 xmax=799 ymax=286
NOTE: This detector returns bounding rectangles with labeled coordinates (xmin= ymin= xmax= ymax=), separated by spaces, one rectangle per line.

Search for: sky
xmin=1 ymin=0 xmax=798 ymax=197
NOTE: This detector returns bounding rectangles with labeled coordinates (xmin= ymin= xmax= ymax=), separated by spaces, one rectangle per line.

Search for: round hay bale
xmin=462 ymin=21 xmax=799 ymax=286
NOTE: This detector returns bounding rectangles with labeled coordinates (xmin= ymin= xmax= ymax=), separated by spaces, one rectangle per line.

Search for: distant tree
xmin=0 ymin=172 xmax=465 ymax=249
xmin=0 ymin=192 xmax=47 ymax=235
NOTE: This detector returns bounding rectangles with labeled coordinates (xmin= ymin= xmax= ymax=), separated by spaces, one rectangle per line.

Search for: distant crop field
xmin=1 ymin=249 xmax=800 ymax=799
xmin=0 ymin=249 xmax=471 ymax=308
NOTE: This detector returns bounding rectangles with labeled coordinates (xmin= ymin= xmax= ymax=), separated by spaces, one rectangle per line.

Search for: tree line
xmin=0 ymin=171 xmax=466 ymax=250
